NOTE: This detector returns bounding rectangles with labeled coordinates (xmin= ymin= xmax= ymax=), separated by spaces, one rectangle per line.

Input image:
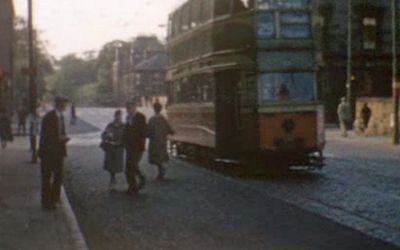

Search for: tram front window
xmin=259 ymin=72 xmax=315 ymax=104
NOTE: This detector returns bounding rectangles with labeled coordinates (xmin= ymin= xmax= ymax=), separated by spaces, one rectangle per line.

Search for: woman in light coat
xmin=147 ymin=102 xmax=174 ymax=180
xmin=101 ymin=110 xmax=125 ymax=189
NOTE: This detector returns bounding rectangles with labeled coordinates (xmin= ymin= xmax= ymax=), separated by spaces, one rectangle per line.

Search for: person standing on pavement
xmin=17 ymin=106 xmax=27 ymax=136
xmin=0 ymin=108 xmax=13 ymax=149
xmin=147 ymin=102 xmax=174 ymax=181
xmin=38 ymin=97 xmax=70 ymax=210
xmin=101 ymin=109 xmax=125 ymax=191
xmin=337 ymin=97 xmax=351 ymax=137
xmin=360 ymin=102 xmax=372 ymax=133
xmin=123 ymin=99 xmax=147 ymax=196
xmin=29 ymin=111 xmax=40 ymax=153
xmin=70 ymin=103 xmax=77 ymax=125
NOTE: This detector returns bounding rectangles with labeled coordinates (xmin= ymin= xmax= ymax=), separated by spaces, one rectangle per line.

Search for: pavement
xmin=0 ymin=120 xmax=90 ymax=250
xmin=64 ymin=108 xmax=400 ymax=250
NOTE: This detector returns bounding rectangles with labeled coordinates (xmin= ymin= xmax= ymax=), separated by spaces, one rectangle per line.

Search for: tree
xmin=50 ymin=53 xmax=97 ymax=101
xmin=95 ymin=40 xmax=129 ymax=106
xmin=13 ymin=17 xmax=54 ymax=106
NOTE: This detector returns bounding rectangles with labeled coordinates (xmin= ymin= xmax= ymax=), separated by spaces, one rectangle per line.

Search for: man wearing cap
xmin=38 ymin=96 xmax=70 ymax=210
xmin=123 ymin=98 xmax=147 ymax=196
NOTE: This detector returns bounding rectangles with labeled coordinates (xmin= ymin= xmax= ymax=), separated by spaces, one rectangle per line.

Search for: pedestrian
xmin=361 ymin=102 xmax=372 ymax=133
xmin=17 ymin=107 xmax=27 ymax=136
xmin=38 ymin=96 xmax=70 ymax=210
xmin=337 ymin=97 xmax=351 ymax=137
xmin=101 ymin=109 xmax=125 ymax=191
xmin=147 ymin=102 xmax=174 ymax=181
xmin=0 ymin=109 xmax=13 ymax=149
xmin=123 ymin=98 xmax=147 ymax=196
xmin=28 ymin=111 xmax=41 ymax=159
xmin=70 ymin=103 xmax=77 ymax=125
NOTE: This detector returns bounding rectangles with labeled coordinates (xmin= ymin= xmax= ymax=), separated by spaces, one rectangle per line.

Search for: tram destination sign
xmin=257 ymin=0 xmax=309 ymax=10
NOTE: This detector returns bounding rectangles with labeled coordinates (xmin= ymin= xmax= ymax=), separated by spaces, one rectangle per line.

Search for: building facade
xmin=112 ymin=36 xmax=167 ymax=105
xmin=313 ymin=0 xmax=400 ymax=121
xmin=0 ymin=0 xmax=14 ymax=113
xmin=134 ymin=52 xmax=168 ymax=104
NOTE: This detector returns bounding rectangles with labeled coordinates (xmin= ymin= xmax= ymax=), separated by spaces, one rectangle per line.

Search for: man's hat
xmin=55 ymin=96 xmax=69 ymax=104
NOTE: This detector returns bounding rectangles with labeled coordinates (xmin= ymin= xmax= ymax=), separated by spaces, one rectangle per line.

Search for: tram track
xmin=174 ymin=158 xmax=400 ymax=247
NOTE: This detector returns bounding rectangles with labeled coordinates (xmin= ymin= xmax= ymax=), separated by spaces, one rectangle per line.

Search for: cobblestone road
xmin=64 ymin=108 xmax=400 ymax=249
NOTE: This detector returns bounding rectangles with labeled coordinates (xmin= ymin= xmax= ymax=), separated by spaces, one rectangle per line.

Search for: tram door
xmin=215 ymin=70 xmax=240 ymax=158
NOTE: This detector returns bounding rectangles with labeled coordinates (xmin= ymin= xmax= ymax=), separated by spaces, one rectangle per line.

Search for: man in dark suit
xmin=123 ymin=98 xmax=147 ymax=196
xmin=38 ymin=97 xmax=70 ymax=210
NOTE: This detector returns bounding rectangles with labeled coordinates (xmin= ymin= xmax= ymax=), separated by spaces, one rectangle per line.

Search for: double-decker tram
xmin=166 ymin=0 xmax=325 ymax=171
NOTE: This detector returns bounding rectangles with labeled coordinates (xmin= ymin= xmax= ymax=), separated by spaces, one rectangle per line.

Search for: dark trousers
xmin=125 ymin=150 xmax=143 ymax=191
xmin=30 ymin=134 xmax=37 ymax=152
xmin=41 ymin=155 xmax=64 ymax=206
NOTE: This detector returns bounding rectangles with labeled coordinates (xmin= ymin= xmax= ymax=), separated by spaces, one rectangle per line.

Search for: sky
xmin=14 ymin=0 xmax=186 ymax=58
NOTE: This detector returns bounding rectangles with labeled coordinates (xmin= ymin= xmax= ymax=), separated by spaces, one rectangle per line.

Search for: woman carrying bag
xmin=101 ymin=110 xmax=125 ymax=190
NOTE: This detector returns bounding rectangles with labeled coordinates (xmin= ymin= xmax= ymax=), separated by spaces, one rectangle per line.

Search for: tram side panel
xmin=168 ymin=104 xmax=216 ymax=150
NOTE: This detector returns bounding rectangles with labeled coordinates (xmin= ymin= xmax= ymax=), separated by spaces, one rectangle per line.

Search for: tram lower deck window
xmin=259 ymin=72 xmax=315 ymax=104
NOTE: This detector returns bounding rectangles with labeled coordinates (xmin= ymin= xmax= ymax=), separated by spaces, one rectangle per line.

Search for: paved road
xmin=64 ymin=108 xmax=400 ymax=250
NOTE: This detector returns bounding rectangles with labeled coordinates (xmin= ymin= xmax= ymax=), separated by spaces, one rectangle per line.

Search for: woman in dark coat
xmin=101 ymin=110 xmax=125 ymax=190
xmin=0 ymin=110 xmax=13 ymax=149
xmin=147 ymin=102 xmax=174 ymax=180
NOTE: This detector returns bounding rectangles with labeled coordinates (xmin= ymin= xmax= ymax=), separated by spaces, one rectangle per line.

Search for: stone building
xmin=313 ymin=0 xmax=400 ymax=122
xmin=111 ymin=36 xmax=167 ymax=105
xmin=0 ymin=0 xmax=14 ymax=113
xmin=134 ymin=52 xmax=168 ymax=104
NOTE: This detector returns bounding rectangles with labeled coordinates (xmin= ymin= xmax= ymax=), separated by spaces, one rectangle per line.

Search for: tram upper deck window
xmin=259 ymin=72 xmax=315 ymax=104
xmin=233 ymin=0 xmax=254 ymax=12
xmin=280 ymin=12 xmax=311 ymax=38
xmin=191 ymin=0 xmax=202 ymax=27
xmin=181 ymin=3 xmax=190 ymax=32
xmin=201 ymin=0 xmax=213 ymax=23
xmin=215 ymin=0 xmax=232 ymax=17
xmin=168 ymin=18 xmax=173 ymax=38
xmin=172 ymin=10 xmax=181 ymax=37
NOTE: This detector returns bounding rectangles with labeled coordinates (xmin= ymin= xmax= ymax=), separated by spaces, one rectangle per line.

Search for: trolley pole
xmin=392 ymin=0 xmax=400 ymax=145
xmin=28 ymin=0 xmax=38 ymax=162
xmin=346 ymin=0 xmax=352 ymax=106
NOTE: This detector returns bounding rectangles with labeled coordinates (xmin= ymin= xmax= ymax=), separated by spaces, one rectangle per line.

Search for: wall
xmin=355 ymin=97 xmax=399 ymax=136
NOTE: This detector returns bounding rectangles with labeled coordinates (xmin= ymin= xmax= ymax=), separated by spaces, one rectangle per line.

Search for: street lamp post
xmin=28 ymin=0 xmax=38 ymax=162
xmin=346 ymin=0 xmax=352 ymax=106
xmin=392 ymin=0 xmax=400 ymax=145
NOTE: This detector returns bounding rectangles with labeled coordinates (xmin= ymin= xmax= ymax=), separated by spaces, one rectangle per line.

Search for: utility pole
xmin=28 ymin=0 xmax=38 ymax=162
xmin=393 ymin=0 xmax=399 ymax=145
xmin=346 ymin=0 xmax=352 ymax=106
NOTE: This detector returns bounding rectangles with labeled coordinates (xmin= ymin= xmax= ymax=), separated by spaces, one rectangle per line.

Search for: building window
xmin=363 ymin=17 xmax=377 ymax=50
